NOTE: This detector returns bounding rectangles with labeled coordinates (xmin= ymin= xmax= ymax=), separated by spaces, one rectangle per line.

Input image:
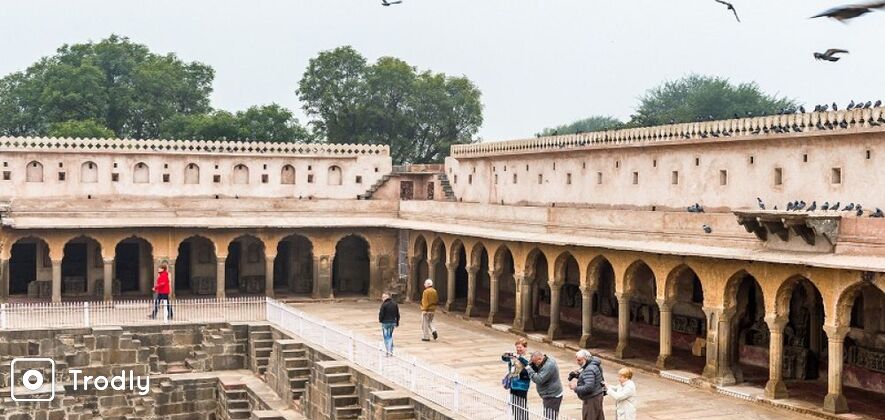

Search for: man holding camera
xmin=525 ymin=351 xmax=563 ymax=419
xmin=569 ymin=349 xmax=606 ymax=420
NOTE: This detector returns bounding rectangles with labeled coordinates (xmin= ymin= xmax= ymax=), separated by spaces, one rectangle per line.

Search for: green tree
xmin=159 ymin=104 xmax=311 ymax=142
xmin=538 ymin=116 xmax=623 ymax=136
xmin=0 ymin=34 xmax=214 ymax=139
xmin=47 ymin=119 xmax=115 ymax=139
xmin=297 ymin=46 xmax=483 ymax=164
xmin=630 ymin=74 xmax=796 ymax=126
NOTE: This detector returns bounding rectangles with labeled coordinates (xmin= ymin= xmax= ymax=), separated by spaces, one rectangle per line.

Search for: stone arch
xmin=80 ymin=161 xmax=98 ymax=183
xmin=61 ymin=235 xmax=103 ymax=297
xmin=281 ymin=165 xmax=296 ymax=184
xmin=834 ymin=280 xmax=885 ymax=329
xmin=553 ymin=251 xmax=582 ymax=336
xmin=333 ymin=234 xmax=370 ymax=295
xmin=623 ymin=259 xmax=657 ymax=298
xmin=588 ymin=255 xmax=618 ymax=319
xmin=523 ymin=247 xmax=550 ymax=332
xmin=225 ymin=234 xmax=267 ymax=295
xmin=274 ymin=233 xmax=314 ymax=295
xmin=429 ymin=237 xmax=448 ymax=303
xmin=412 ymin=234 xmax=429 ymax=301
xmin=470 ymin=242 xmax=491 ymax=317
xmin=133 ymin=162 xmax=150 ymax=183
xmin=175 ymin=235 xmax=217 ymax=295
xmin=233 ymin=164 xmax=249 ymax=184
xmin=114 ymin=236 xmax=154 ymax=294
xmin=448 ymin=239 xmax=468 ymax=308
xmin=26 ymin=161 xmax=43 ymax=182
xmin=722 ymin=269 xmax=769 ymax=385
xmin=832 ymin=280 xmax=885 ymax=408
xmin=665 ymin=264 xmax=705 ymax=305
xmin=775 ymin=274 xmax=826 ymax=381
xmin=184 ymin=163 xmax=200 ymax=184
xmin=327 ymin=165 xmax=343 ymax=185
xmin=491 ymin=244 xmax=516 ymax=323
xmin=7 ymin=236 xmax=51 ymax=296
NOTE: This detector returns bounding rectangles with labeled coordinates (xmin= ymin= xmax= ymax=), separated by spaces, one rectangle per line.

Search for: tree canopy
xmin=630 ymin=74 xmax=797 ymax=126
xmin=0 ymin=35 xmax=311 ymax=143
xmin=538 ymin=115 xmax=623 ymax=136
xmin=297 ymin=46 xmax=483 ymax=164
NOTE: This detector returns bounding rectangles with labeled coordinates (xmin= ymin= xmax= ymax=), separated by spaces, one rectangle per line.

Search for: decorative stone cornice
xmin=0 ymin=136 xmax=389 ymax=157
xmin=734 ymin=211 xmax=841 ymax=247
xmin=451 ymin=107 xmax=885 ymax=158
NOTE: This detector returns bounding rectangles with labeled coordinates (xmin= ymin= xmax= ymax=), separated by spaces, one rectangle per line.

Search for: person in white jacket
xmin=606 ymin=367 xmax=636 ymax=420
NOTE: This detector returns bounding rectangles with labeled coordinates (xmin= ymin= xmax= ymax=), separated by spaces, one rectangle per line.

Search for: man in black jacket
xmin=378 ymin=293 xmax=400 ymax=355
xmin=569 ymin=349 xmax=605 ymax=420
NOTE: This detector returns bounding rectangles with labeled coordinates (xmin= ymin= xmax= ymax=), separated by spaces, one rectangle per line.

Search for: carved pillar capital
xmin=764 ymin=315 xmax=789 ymax=332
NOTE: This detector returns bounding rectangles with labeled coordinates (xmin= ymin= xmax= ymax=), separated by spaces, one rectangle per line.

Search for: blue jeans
xmin=381 ymin=322 xmax=396 ymax=354
xmin=151 ymin=294 xmax=173 ymax=319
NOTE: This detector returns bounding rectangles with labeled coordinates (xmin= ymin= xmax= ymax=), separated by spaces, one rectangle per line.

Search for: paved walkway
xmin=290 ymin=300 xmax=814 ymax=420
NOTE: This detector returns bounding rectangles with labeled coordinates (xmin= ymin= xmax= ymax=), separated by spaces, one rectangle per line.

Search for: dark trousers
xmin=542 ymin=396 xmax=562 ymax=419
xmin=510 ymin=390 xmax=528 ymax=420
xmin=581 ymin=393 xmax=605 ymax=420
xmin=151 ymin=293 xmax=173 ymax=319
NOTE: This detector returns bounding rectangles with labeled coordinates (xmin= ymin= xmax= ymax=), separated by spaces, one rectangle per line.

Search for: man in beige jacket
xmin=420 ymin=279 xmax=439 ymax=341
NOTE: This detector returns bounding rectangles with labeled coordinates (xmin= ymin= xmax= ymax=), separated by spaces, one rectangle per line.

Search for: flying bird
xmin=811 ymin=1 xmax=885 ymax=22
xmin=381 ymin=0 xmax=403 ymax=5
xmin=814 ymin=49 xmax=849 ymax=62
xmin=714 ymin=0 xmax=741 ymax=22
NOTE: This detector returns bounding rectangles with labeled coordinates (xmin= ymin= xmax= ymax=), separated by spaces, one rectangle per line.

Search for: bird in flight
xmin=811 ymin=1 xmax=885 ymax=22
xmin=381 ymin=0 xmax=403 ymax=6
xmin=714 ymin=0 xmax=741 ymax=22
xmin=814 ymin=49 xmax=849 ymax=62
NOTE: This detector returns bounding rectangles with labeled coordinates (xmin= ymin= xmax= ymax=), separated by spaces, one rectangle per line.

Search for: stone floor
xmin=290 ymin=300 xmax=821 ymax=420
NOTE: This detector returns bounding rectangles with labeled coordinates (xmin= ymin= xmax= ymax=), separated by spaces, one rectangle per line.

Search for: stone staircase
xmin=326 ymin=367 xmax=362 ymax=419
xmin=357 ymin=174 xmax=392 ymax=200
xmin=249 ymin=325 xmax=275 ymax=375
xmin=370 ymin=391 xmax=417 ymax=420
xmin=219 ymin=380 xmax=253 ymax=420
xmin=436 ymin=174 xmax=456 ymax=201
xmin=265 ymin=339 xmax=311 ymax=405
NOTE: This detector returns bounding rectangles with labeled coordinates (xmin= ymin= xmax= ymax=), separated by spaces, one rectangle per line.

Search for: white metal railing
xmin=266 ymin=298 xmax=571 ymax=420
xmin=0 ymin=296 xmax=265 ymax=330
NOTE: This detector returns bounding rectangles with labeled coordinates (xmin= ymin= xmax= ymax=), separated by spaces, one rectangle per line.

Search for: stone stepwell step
xmin=329 ymin=383 xmax=356 ymax=396
xmin=334 ymin=405 xmax=362 ymax=419
xmin=383 ymin=405 xmax=417 ymax=420
xmin=333 ymin=394 xmax=358 ymax=407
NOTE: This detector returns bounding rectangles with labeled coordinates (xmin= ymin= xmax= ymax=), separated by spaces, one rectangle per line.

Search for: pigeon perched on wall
xmin=807 ymin=201 xmax=817 ymax=212
xmin=703 ymin=224 xmax=713 ymax=234
xmin=871 ymin=208 xmax=884 ymax=218
xmin=822 ymin=202 xmax=830 ymax=211
xmin=757 ymin=197 xmax=765 ymax=210
xmin=831 ymin=202 xmax=841 ymax=211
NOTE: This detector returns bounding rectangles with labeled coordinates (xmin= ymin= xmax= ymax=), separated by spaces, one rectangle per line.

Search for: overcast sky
xmin=1 ymin=0 xmax=883 ymax=141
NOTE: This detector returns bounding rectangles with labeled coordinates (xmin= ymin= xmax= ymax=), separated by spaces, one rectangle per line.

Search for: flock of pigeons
xmin=757 ymin=197 xmax=885 ymax=217
xmin=715 ymin=1 xmax=885 ymax=62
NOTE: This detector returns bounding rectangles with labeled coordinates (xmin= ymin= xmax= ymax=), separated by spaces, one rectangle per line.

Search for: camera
xmin=567 ymin=369 xmax=580 ymax=381
xmin=502 ymin=352 xmax=515 ymax=358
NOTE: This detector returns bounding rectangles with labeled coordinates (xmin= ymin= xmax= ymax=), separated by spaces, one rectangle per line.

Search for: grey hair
xmin=531 ymin=351 xmax=544 ymax=358
xmin=576 ymin=349 xmax=592 ymax=360
xmin=424 ymin=279 xmax=433 ymax=287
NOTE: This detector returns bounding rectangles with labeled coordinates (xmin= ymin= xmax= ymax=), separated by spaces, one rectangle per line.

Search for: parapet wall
xmin=446 ymin=107 xmax=885 ymax=210
xmin=0 ymin=136 xmax=392 ymax=200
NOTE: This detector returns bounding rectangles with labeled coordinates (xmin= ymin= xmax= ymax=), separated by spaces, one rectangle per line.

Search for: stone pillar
xmin=216 ymin=257 xmax=226 ymax=300
xmin=102 ymin=258 xmax=114 ymax=301
xmin=656 ymin=299 xmax=674 ymax=369
xmin=487 ymin=269 xmax=500 ymax=325
xmin=615 ymin=293 xmax=632 ymax=358
xmin=51 ymin=259 xmax=62 ymax=302
xmin=465 ymin=265 xmax=478 ymax=317
xmin=445 ymin=262 xmax=456 ymax=311
xmin=578 ymin=286 xmax=593 ymax=348
xmin=265 ymin=256 xmax=275 ymax=298
xmin=715 ymin=308 xmax=737 ymax=384
xmin=764 ymin=316 xmax=789 ymax=399
xmin=548 ymin=282 xmax=563 ymax=340
xmin=512 ymin=273 xmax=533 ymax=332
xmin=167 ymin=262 xmax=176 ymax=299
xmin=0 ymin=258 xmax=9 ymax=302
xmin=823 ymin=326 xmax=849 ymax=414
xmin=427 ymin=257 xmax=438 ymax=290
xmin=313 ymin=254 xmax=333 ymax=299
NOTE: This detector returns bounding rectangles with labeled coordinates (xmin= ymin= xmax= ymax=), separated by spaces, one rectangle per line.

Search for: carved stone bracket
xmin=734 ymin=211 xmax=841 ymax=250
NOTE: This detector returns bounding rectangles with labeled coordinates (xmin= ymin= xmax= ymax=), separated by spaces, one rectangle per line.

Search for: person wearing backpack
xmin=501 ymin=337 xmax=531 ymax=420
xmin=569 ymin=349 xmax=606 ymax=420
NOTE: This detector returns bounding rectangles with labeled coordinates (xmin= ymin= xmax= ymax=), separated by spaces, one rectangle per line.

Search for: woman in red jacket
xmin=149 ymin=264 xmax=173 ymax=319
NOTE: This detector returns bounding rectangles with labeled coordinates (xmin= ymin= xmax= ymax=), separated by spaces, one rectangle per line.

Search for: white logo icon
xmin=10 ymin=358 xmax=56 ymax=401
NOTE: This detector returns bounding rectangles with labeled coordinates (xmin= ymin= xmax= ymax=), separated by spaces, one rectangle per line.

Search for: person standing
xmin=149 ymin=264 xmax=173 ymax=320
xmin=526 ymin=351 xmax=563 ymax=419
xmin=420 ymin=279 xmax=438 ymax=342
xmin=378 ymin=292 xmax=400 ymax=355
xmin=606 ymin=368 xmax=636 ymax=420
xmin=501 ymin=337 xmax=531 ymax=420
xmin=569 ymin=349 xmax=605 ymax=420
